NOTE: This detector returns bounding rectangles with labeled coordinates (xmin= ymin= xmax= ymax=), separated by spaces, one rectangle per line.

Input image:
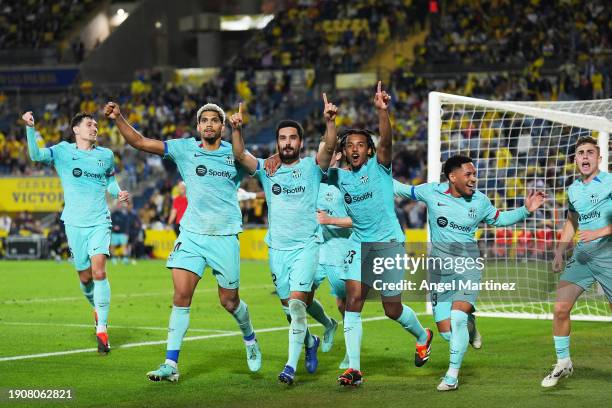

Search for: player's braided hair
xmin=337 ymin=128 xmax=377 ymax=158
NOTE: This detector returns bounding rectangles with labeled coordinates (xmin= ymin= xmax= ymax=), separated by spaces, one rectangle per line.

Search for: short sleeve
xmin=370 ymin=157 xmax=392 ymax=176
xmin=325 ymin=167 xmax=339 ymax=187
xmin=164 ymin=139 xmax=185 ymax=163
xmin=252 ymin=158 xmax=265 ymax=181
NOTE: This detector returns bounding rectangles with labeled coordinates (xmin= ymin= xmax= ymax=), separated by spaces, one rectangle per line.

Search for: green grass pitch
xmin=0 ymin=260 xmax=610 ymax=408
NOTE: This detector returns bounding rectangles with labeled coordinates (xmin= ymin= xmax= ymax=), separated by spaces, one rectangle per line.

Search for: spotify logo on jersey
xmin=344 ymin=193 xmax=352 ymax=204
xmin=72 ymin=168 xmax=82 ymax=177
xmin=195 ymin=165 xmax=207 ymax=176
xmin=437 ymin=216 xmax=448 ymax=228
xmin=272 ymin=184 xmax=282 ymax=195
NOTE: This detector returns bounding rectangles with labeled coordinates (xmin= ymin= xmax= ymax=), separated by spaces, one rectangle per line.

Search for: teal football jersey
xmin=327 ymin=158 xmax=404 ymax=243
xmin=317 ymin=182 xmax=352 ymax=266
xmin=164 ymin=138 xmax=245 ymax=235
xmin=568 ymin=171 xmax=612 ymax=243
xmin=255 ymin=156 xmax=323 ymax=250
xmin=396 ymin=181 xmax=528 ymax=247
xmin=42 ymin=142 xmax=115 ymax=227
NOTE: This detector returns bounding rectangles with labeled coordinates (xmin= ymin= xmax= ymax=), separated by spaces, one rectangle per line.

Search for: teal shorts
xmin=560 ymin=243 xmax=612 ymax=301
xmin=316 ymin=264 xmax=346 ymax=298
xmin=65 ymin=224 xmax=111 ymax=271
xmin=428 ymin=252 xmax=482 ymax=322
xmin=110 ymin=233 xmax=128 ymax=247
xmin=269 ymin=240 xmax=320 ymax=300
xmin=343 ymin=241 xmax=406 ymax=298
xmin=166 ymin=229 xmax=240 ymax=289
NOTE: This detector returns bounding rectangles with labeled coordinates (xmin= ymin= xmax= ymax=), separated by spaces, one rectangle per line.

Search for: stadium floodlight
xmin=427 ymin=92 xmax=611 ymax=321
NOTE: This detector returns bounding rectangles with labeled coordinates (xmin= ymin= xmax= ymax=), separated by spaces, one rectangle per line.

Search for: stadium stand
xmin=1 ymin=0 xmax=610 ymax=259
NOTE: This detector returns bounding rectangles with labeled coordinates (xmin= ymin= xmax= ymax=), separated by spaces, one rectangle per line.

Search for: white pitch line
xmin=0 ymin=315 xmax=428 ymax=362
xmin=0 ymin=321 xmax=233 ymax=333
xmin=2 ymin=285 xmax=273 ymax=305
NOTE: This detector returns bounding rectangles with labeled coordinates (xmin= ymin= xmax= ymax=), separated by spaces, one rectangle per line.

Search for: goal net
xmin=427 ymin=92 xmax=611 ymax=321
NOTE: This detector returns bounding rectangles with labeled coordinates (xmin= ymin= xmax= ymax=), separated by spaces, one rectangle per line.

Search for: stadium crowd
xmin=235 ymin=0 xmax=428 ymax=75
xmin=0 ymin=0 xmax=96 ymax=50
xmin=420 ymin=0 xmax=610 ymax=67
xmin=1 ymin=0 xmax=611 ymax=260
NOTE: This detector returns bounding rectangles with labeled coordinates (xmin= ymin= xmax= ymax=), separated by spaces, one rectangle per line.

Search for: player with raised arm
xmin=326 ymin=82 xmax=432 ymax=387
xmin=229 ymin=95 xmax=338 ymax=385
xmin=315 ymin=144 xmax=353 ymax=368
xmin=22 ymin=111 xmax=130 ymax=354
xmin=104 ymin=101 xmax=261 ymax=382
xmin=394 ymin=155 xmax=546 ymax=391
xmin=541 ymin=136 xmax=611 ymax=388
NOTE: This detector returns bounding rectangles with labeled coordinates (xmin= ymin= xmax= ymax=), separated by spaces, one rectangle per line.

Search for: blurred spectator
xmin=11 ymin=211 xmax=43 ymax=235
xmin=0 ymin=213 xmax=11 ymax=235
xmin=167 ymin=181 xmax=187 ymax=236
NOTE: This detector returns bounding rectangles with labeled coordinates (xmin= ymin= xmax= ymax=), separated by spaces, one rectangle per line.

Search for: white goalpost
xmin=427 ymin=92 xmax=612 ymax=321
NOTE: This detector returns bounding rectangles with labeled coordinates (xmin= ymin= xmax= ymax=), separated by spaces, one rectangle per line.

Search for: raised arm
xmin=104 ymin=102 xmax=165 ymax=155
xmin=552 ymin=212 xmax=579 ymax=272
xmin=486 ymin=191 xmax=546 ymax=227
xmin=229 ymin=103 xmax=259 ymax=174
xmin=374 ymin=81 xmax=392 ymax=168
xmin=393 ymin=179 xmax=415 ymax=200
xmin=22 ymin=112 xmax=53 ymax=163
xmin=316 ymin=93 xmax=338 ymax=170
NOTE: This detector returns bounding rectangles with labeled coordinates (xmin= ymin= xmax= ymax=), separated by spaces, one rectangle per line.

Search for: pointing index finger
xmin=377 ymin=81 xmax=382 ymax=93
xmin=323 ymin=93 xmax=328 ymax=105
xmin=238 ymin=102 xmax=242 ymax=114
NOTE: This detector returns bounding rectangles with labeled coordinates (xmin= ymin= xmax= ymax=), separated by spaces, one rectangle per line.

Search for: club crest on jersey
xmin=590 ymin=194 xmax=598 ymax=204
xmin=97 ymin=160 xmax=105 ymax=167
xmin=292 ymin=169 xmax=302 ymax=179
xmin=225 ymin=156 xmax=234 ymax=166
xmin=360 ymin=175 xmax=369 ymax=184
xmin=195 ymin=165 xmax=208 ymax=176
xmin=325 ymin=192 xmax=334 ymax=202
xmin=468 ymin=207 xmax=477 ymax=219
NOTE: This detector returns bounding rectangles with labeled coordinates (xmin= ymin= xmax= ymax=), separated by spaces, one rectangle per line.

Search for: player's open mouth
xmin=581 ymin=161 xmax=590 ymax=171
xmin=204 ymin=130 xmax=214 ymax=136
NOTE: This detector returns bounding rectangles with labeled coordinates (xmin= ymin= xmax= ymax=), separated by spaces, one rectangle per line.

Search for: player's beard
xmin=201 ymin=129 xmax=221 ymax=144
xmin=279 ymin=146 xmax=299 ymax=163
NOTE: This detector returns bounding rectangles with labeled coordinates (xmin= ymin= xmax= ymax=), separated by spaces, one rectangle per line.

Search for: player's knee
xmin=345 ymin=297 xmax=364 ymax=312
xmin=553 ymin=303 xmax=571 ymax=320
xmin=383 ymin=303 xmax=402 ymax=320
xmin=92 ymin=269 xmax=107 ymax=280
xmin=220 ymin=296 xmax=239 ymax=313
xmin=173 ymin=292 xmax=193 ymax=307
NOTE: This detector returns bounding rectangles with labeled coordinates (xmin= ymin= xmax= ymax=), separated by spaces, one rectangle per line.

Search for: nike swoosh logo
xmin=299 ymin=282 xmax=310 ymax=285
xmin=194 ymin=153 xmax=205 ymax=157
xmin=93 ymin=247 xmax=100 ymax=251
xmin=72 ymin=157 xmax=79 ymax=160
xmin=228 ymin=280 xmax=238 ymax=285
xmin=292 ymin=329 xmax=304 ymax=334
xmin=437 ymin=203 xmax=447 ymax=206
